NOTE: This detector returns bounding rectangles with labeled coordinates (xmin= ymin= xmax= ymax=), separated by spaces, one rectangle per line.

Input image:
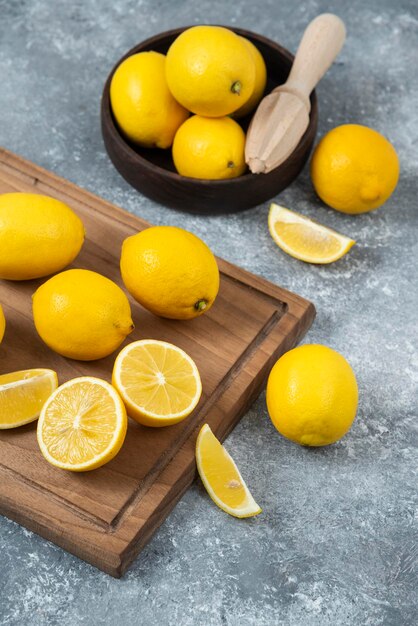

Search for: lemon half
xmin=113 ymin=339 xmax=202 ymax=427
xmin=37 ymin=377 xmax=127 ymax=471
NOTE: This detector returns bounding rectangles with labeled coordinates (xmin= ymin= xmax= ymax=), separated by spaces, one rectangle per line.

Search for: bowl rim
xmin=101 ymin=26 xmax=318 ymax=187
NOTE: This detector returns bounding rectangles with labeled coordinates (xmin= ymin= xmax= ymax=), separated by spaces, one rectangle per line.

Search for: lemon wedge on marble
xmin=268 ymin=203 xmax=355 ymax=264
xmin=196 ymin=424 xmax=261 ymax=518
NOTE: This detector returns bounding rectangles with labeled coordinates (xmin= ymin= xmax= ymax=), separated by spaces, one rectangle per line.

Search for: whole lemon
xmin=166 ymin=26 xmax=255 ymax=117
xmin=173 ymin=115 xmax=246 ymax=180
xmin=120 ymin=226 xmax=219 ymax=320
xmin=266 ymin=344 xmax=358 ymax=446
xmin=233 ymin=37 xmax=267 ymax=119
xmin=110 ymin=51 xmax=189 ymax=149
xmin=310 ymin=124 xmax=399 ymax=214
xmin=32 ymin=269 xmax=134 ymax=361
xmin=0 ymin=193 xmax=85 ymax=280
xmin=0 ymin=305 xmax=5 ymax=344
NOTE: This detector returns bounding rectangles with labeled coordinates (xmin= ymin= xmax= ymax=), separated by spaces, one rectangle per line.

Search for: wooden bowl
xmin=101 ymin=27 xmax=318 ymax=215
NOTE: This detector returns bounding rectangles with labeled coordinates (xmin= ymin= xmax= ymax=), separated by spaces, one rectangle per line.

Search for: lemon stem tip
xmin=231 ymin=80 xmax=242 ymax=95
xmin=195 ymin=299 xmax=208 ymax=312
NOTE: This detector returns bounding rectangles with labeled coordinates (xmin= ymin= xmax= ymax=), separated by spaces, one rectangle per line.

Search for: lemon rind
xmin=196 ymin=424 xmax=262 ymax=519
xmin=268 ymin=203 xmax=355 ymax=264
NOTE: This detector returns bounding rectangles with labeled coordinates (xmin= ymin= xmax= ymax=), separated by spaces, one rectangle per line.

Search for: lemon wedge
xmin=37 ymin=377 xmax=127 ymax=471
xmin=112 ymin=339 xmax=202 ymax=427
xmin=0 ymin=369 xmax=58 ymax=429
xmin=268 ymin=203 xmax=355 ymax=264
xmin=196 ymin=424 xmax=262 ymax=518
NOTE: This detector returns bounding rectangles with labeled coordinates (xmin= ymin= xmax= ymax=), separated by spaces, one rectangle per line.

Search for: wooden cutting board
xmin=0 ymin=148 xmax=315 ymax=577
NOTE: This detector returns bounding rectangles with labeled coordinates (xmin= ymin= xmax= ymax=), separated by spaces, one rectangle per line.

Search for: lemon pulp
xmin=37 ymin=377 xmax=127 ymax=471
xmin=113 ymin=339 xmax=202 ymax=427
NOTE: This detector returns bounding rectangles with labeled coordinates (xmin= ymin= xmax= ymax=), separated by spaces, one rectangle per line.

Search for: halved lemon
xmin=112 ymin=339 xmax=202 ymax=427
xmin=37 ymin=376 xmax=127 ymax=471
xmin=268 ymin=203 xmax=355 ymax=264
xmin=196 ymin=424 xmax=262 ymax=518
xmin=0 ymin=368 xmax=58 ymax=429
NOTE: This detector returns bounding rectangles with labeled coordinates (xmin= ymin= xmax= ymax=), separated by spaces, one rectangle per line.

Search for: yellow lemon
xmin=233 ymin=37 xmax=267 ymax=119
xmin=113 ymin=339 xmax=202 ymax=427
xmin=0 ymin=305 xmax=5 ymax=344
xmin=37 ymin=376 xmax=127 ymax=471
xmin=120 ymin=225 xmax=219 ymax=320
xmin=173 ymin=115 xmax=246 ymax=180
xmin=110 ymin=51 xmax=189 ymax=148
xmin=310 ymin=124 xmax=399 ymax=214
xmin=196 ymin=424 xmax=261 ymax=518
xmin=166 ymin=25 xmax=255 ymax=117
xmin=266 ymin=344 xmax=358 ymax=447
xmin=0 ymin=193 xmax=85 ymax=280
xmin=0 ymin=369 xmax=58 ymax=429
xmin=32 ymin=269 xmax=134 ymax=361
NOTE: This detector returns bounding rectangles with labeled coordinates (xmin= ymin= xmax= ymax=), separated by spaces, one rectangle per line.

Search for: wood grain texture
xmin=0 ymin=148 xmax=315 ymax=576
xmin=101 ymin=27 xmax=318 ymax=214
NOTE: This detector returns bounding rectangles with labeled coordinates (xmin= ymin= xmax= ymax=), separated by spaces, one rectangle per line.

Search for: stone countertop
xmin=0 ymin=0 xmax=416 ymax=624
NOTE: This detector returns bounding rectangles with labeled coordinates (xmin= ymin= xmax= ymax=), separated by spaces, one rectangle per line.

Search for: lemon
xmin=0 ymin=369 xmax=58 ymax=429
xmin=113 ymin=339 xmax=202 ymax=427
xmin=268 ymin=203 xmax=355 ymax=264
xmin=166 ymin=25 xmax=255 ymax=117
xmin=173 ymin=115 xmax=246 ymax=180
xmin=0 ymin=193 xmax=85 ymax=280
xmin=110 ymin=51 xmax=189 ymax=148
xmin=233 ymin=37 xmax=267 ymax=119
xmin=266 ymin=344 xmax=358 ymax=447
xmin=196 ymin=424 xmax=262 ymax=518
xmin=37 ymin=377 xmax=127 ymax=471
xmin=310 ymin=124 xmax=399 ymax=214
xmin=120 ymin=226 xmax=219 ymax=320
xmin=0 ymin=305 xmax=5 ymax=344
xmin=32 ymin=269 xmax=134 ymax=361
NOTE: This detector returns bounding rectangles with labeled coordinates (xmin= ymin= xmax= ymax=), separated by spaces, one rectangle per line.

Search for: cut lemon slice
xmin=37 ymin=376 xmax=127 ymax=471
xmin=196 ymin=424 xmax=262 ymax=518
xmin=0 ymin=368 xmax=58 ymax=429
xmin=268 ymin=203 xmax=355 ymax=264
xmin=0 ymin=304 xmax=5 ymax=344
xmin=112 ymin=339 xmax=202 ymax=427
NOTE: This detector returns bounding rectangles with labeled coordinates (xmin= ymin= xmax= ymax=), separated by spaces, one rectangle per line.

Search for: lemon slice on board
xmin=196 ymin=424 xmax=262 ymax=518
xmin=268 ymin=203 xmax=355 ymax=264
xmin=112 ymin=339 xmax=202 ymax=427
xmin=0 ymin=304 xmax=5 ymax=344
xmin=37 ymin=377 xmax=127 ymax=471
xmin=0 ymin=369 xmax=58 ymax=429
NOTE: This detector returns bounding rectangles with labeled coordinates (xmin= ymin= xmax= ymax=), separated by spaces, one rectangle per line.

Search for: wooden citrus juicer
xmin=245 ymin=13 xmax=346 ymax=174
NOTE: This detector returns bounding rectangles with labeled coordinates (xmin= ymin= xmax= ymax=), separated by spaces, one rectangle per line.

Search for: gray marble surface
xmin=0 ymin=0 xmax=417 ymax=624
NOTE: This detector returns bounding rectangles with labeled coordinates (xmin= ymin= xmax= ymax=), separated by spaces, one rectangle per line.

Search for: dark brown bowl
xmin=101 ymin=27 xmax=318 ymax=215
